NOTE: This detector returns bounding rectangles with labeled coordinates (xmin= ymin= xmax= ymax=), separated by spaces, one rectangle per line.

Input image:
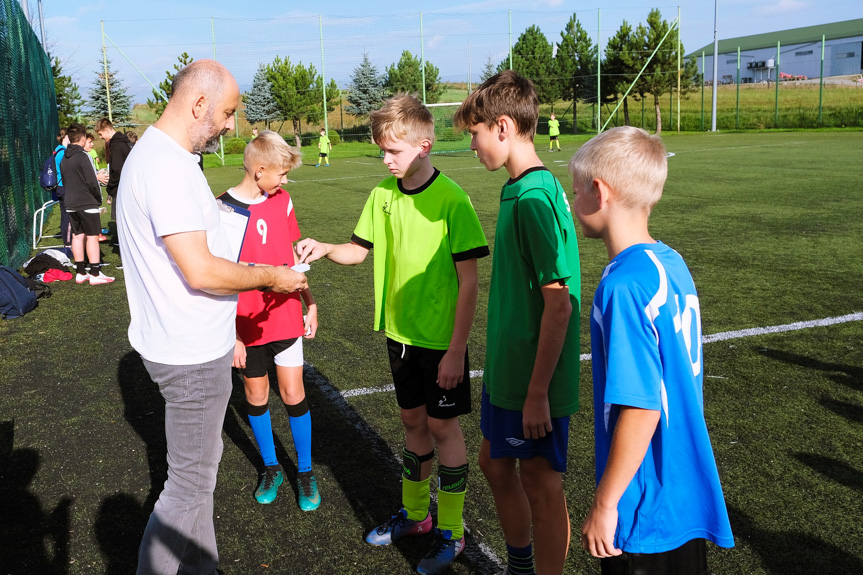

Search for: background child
xmin=297 ymin=94 xmax=489 ymax=575
xmin=316 ymin=128 xmax=330 ymax=167
xmin=454 ymin=70 xmax=581 ymax=575
xmin=217 ymin=130 xmax=321 ymax=511
xmin=548 ymin=113 xmax=561 ymax=152
xmin=570 ymin=126 xmax=734 ymax=574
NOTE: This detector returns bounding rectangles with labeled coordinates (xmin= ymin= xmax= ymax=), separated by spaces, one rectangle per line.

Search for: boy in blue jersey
xmin=569 ymin=126 xmax=734 ymax=574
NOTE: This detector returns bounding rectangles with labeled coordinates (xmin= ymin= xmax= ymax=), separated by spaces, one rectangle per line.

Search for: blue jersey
xmin=590 ymin=241 xmax=734 ymax=553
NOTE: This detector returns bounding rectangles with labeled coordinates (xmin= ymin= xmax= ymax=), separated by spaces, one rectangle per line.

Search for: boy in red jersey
xmin=218 ymin=130 xmax=321 ymax=511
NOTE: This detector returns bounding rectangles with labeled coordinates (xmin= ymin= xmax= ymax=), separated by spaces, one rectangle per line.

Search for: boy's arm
xmin=521 ymin=280 xmax=572 ymax=439
xmin=581 ymin=406 xmax=661 ymax=558
xmin=296 ymin=237 xmax=369 ymax=265
xmin=301 ymin=286 xmax=318 ymax=338
xmin=437 ymin=258 xmax=479 ymax=389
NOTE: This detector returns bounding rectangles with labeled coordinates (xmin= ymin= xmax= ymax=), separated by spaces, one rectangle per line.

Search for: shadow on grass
xmin=94 ymin=494 xmax=148 ymax=575
xmin=728 ymin=504 xmax=863 ymax=574
xmin=793 ymin=452 xmax=863 ymax=492
xmin=0 ymin=421 xmax=71 ymax=575
xmin=757 ymin=348 xmax=863 ymax=392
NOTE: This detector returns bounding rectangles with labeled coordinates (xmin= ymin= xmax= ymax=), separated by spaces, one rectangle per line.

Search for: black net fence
xmin=0 ymin=0 xmax=58 ymax=268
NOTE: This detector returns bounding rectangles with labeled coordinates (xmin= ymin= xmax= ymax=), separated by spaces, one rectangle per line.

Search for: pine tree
xmin=555 ymin=14 xmax=597 ymax=132
xmin=639 ymin=9 xmax=691 ymax=134
xmin=479 ymin=56 xmax=496 ymax=83
xmin=244 ymin=63 xmax=281 ymax=129
xmin=87 ymin=56 xmax=132 ymax=123
xmin=147 ymin=52 xmax=193 ymax=117
xmin=603 ymin=20 xmax=643 ymax=127
xmin=498 ymin=25 xmax=558 ymax=106
xmin=345 ymin=53 xmax=385 ymax=119
xmin=51 ymin=56 xmax=83 ymax=127
xmin=267 ymin=56 xmax=336 ymax=147
xmin=384 ymin=50 xmax=443 ymax=104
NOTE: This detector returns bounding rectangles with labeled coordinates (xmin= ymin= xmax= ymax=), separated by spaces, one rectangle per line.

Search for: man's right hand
xmin=269 ymin=266 xmax=308 ymax=294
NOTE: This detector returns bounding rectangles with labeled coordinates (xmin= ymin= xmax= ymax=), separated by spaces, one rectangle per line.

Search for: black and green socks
xmin=402 ymin=448 xmax=434 ymax=521
xmin=437 ymin=463 xmax=468 ymax=540
xmin=506 ymin=542 xmax=535 ymax=575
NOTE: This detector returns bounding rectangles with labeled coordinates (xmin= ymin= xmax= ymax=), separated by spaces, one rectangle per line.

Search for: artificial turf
xmin=1 ymin=130 xmax=862 ymax=574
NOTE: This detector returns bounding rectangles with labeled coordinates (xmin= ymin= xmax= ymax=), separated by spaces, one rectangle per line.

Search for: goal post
xmin=426 ymin=102 xmax=471 ymax=155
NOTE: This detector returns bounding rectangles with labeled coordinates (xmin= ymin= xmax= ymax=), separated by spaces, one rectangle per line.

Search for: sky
xmin=19 ymin=0 xmax=863 ymax=106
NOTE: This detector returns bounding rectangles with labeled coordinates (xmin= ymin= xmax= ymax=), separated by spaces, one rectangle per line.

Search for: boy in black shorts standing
xmin=297 ymin=94 xmax=489 ymax=574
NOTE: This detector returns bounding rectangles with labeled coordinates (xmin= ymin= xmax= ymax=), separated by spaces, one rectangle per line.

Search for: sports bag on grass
xmin=0 ymin=266 xmax=38 ymax=319
xmin=39 ymin=151 xmax=59 ymax=191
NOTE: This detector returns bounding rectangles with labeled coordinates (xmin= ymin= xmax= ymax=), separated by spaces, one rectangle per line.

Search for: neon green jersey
xmin=352 ymin=169 xmax=489 ymax=349
xmin=548 ymin=119 xmax=560 ymax=137
xmin=484 ymin=167 xmax=581 ymax=417
xmin=318 ymin=135 xmax=331 ymax=153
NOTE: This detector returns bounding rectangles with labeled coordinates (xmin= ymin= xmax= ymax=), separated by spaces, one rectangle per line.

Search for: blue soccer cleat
xmin=254 ymin=468 xmax=284 ymax=504
xmin=297 ymin=471 xmax=321 ymax=511
xmin=365 ymin=509 xmax=432 ymax=546
xmin=416 ymin=528 xmax=465 ymax=574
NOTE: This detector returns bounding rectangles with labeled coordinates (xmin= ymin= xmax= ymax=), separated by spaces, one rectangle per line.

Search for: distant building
xmin=690 ymin=19 xmax=863 ymax=84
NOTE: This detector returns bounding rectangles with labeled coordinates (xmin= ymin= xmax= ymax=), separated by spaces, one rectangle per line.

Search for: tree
xmin=384 ymin=50 xmax=443 ymax=104
xmin=499 ymin=25 xmax=558 ymax=107
xmin=602 ymin=20 xmax=645 ymax=127
xmin=51 ymin=56 xmax=83 ymax=127
xmin=244 ymin=63 xmax=281 ymax=129
xmin=87 ymin=56 xmax=132 ymax=123
xmin=554 ymin=14 xmax=596 ymax=132
xmin=479 ymin=56 xmax=496 ymax=83
xmin=147 ymin=52 xmax=193 ymax=117
xmin=267 ymin=56 xmax=335 ymax=147
xmin=639 ymin=9 xmax=690 ymax=134
xmin=345 ymin=53 xmax=385 ymax=119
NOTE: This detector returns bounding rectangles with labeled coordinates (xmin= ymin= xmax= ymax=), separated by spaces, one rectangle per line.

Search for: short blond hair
xmin=370 ymin=94 xmax=435 ymax=147
xmin=569 ymin=126 xmax=667 ymax=212
xmin=243 ymin=130 xmax=301 ymax=173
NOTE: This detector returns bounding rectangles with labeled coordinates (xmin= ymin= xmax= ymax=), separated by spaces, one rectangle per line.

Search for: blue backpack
xmin=0 ymin=266 xmax=38 ymax=319
xmin=39 ymin=151 xmax=59 ymax=191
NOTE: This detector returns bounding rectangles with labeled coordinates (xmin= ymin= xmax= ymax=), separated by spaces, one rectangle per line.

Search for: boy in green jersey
xmin=455 ymin=71 xmax=581 ymax=575
xmin=548 ymin=113 xmax=561 ymax=151
xmin=297 ymin=94 xmax=489 ymax=575
xmin=316 ymin=128 xmax=330 ymax=167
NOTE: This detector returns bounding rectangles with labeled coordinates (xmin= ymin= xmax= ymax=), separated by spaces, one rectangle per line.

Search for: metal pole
xmin=710 ymin=0 xmax=719 ymax=131
xmin=320 ymin=15 xmax=329 ymax=134
xmin=818 ymin=34 xmax=825 ymax=125
xmin=212 ymin=18 xmax=223 ymax=165
xmin=677 ymin=6 xmax=681 ymax=133
xmin=37 ymin=0 xmax=46 ymax=47
xmin=508 ymin=11 xmax=513 ymax=70
xmin=701 ymin=51 xmax=705 ymax=131
xmin=468 ymin=40 xmax=472 ymax=94
xmin=420 ymin=12 xmax=427 ymax=105
xmin=597 ymin=8 xmax=601 ymax=134
xmin=19 ymin=0 xmax=29 ymax=21
xmin=101 ymin=21 xmax=113 ymax=122
xmin=736 ymin=47 xmax=740 ymax=129
xmin=774 ymin=41 xmax=780 ymax=128
xmin=211 ymin=18 xmax=216 ymax=59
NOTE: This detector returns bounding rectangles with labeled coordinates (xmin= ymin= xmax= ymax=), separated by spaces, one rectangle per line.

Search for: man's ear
xmin=191 ymin=94 xmax=208 ymax=120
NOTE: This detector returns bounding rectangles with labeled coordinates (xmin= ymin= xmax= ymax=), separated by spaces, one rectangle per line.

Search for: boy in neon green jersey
xmin=455 ymin=71 xmax=581 ymax=575
xmin=316 ymin=128 xmax=330 ymax=167
xmin=297 ymin=94 xmax=489 ymax=575
xmin=548 ymin=113 xmax=561 ymax=151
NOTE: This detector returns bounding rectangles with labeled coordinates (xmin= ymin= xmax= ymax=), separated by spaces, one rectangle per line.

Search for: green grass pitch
xmin=1 ymin=130 xmax=862 ymax=574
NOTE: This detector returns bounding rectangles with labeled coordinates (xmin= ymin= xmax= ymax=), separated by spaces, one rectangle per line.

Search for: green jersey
xmin=353 ymin=169 xmax=489 ymax=349
xmin=484 ymin=167 xmax=581 ymax=417
xmin=548 ymin=119 xmax=560 ymax=137
xmin=318 ymin=135 xmax=331 ymax=153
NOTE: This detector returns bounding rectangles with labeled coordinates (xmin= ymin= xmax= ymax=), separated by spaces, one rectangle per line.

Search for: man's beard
xmin=192 ymin=109 xmax=227 ymax=153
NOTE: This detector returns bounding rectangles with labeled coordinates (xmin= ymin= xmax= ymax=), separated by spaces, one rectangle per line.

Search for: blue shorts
xmin=480 ymin=385 xmax=570 ymax=473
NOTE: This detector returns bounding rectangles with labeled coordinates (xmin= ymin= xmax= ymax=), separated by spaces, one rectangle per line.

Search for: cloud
xmin=755 ymin=0 xmax=809 ymax=16
xmin=77 ymin=2 xmax=106 ymax=16
xmin=427 ymin=35 xmax=445 ymax=49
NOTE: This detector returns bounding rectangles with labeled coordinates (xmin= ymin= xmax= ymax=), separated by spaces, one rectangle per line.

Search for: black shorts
xmin=549 ymin=135 xmax=559 ymax=141
xmin=319 ymin=153 xmax=328 ymax=158
xmin=68 ymin=211 xmax=101 ymax=236
xmin=387 ymin=338 xmax=471 ymax=420
xmin=600 ymin=538 xmax=707 ymax=575
xmin=242 ymin=337 xmax=299 ymax=378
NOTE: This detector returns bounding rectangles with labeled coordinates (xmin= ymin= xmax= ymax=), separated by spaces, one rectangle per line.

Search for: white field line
xmin=672 ymin=141 xmax=805 ymax=154
xmin=340 ymin=312 xmax=863 ymax=398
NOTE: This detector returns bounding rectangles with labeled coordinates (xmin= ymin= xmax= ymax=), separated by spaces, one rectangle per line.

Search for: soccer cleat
xmin=365 ymin=509 xmax=432 ymax=546
xmin=314 ymin=164 xmax=320 ymax=167
xmin=254 ymin=468 xmax=284 ymax=504
xmin=296 ymin=471 xmax=321 ymax=511
xmin=416 ymin=529 xmax=465 ymax=574
xmin=88 ymin=273 xmax=115 ymax=285
xmin=75 ymin=273 xmax=90 ymax=284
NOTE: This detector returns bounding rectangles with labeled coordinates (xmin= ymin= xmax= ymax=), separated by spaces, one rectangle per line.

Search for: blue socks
xmin=286 ymin=399 xmax=312 ymax=473
xmin=247 ymin=403 xmax=278 ymax=468
xmin=506 ymin=542 xmax=535 ymax=575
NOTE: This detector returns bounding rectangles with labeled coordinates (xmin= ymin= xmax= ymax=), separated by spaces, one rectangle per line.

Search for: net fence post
xmin=818 ymin=34 xmax=825 ymax=126
xmin=320 ymin=15 xmax=329 ymax=135
xmin=596 ymin=8 xmax=601 ymax=134
xmin=736 ymin=47 xmax=740 ymax=129
xmin=677 ymin=5 xmax=681 ymax=133
xmin=420 ymin=12 xmax=427 ymax=105
xmin=774 ymin=41 xmax=780 ymax=128
xmin=101 ymin=20 xmax=113 ymax=123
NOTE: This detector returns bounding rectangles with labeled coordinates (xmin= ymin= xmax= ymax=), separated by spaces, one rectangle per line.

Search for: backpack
xmin=0 ymin=266 xmax=38 ymax=319
xmin=39 ymin=151 xmax=58 ymax=191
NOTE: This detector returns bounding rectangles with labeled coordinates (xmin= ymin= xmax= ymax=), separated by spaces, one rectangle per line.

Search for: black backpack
xmin=39 ymin=150 xmax=59 ymax=191
xmin=0 ymin=266 xmax=38 ymax=319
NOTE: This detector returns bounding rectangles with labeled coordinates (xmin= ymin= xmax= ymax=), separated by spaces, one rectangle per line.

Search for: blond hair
xmin=453 ymin=70 xmax=538 ymax=140
xmin=243 ymin=130 xmax=302 ymax=173
xmin=370 ymin=94 xmax=435 ymax=147
xmin=569 ymin=126 xmax=667 ymax=212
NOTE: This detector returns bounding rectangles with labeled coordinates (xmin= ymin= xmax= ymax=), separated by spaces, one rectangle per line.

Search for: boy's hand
xmin=581 ymin=502 xmax=622 ymax=558
xmin=232 ymin=339 xmax=246 ymax=369
xmin=522 ymin=392 xmax=552 ymax=439
xmin=304 ymin=304 xmax=318 ymax=339
xmin=296 ymin=238 xmax=328 ymax=264
xmin=436 ymin=349 xmax=465 ymax=390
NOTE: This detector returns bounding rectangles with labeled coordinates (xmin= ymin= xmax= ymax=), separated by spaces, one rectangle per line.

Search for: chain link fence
xmin=0 ymin=0 xmax=58 ymax=268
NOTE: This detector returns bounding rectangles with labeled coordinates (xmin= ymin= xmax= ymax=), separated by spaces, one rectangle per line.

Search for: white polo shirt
xmin=117 ymin=126 xmax=237 ymax=365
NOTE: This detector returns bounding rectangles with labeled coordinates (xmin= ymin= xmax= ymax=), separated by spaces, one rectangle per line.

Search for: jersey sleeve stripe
xmin=351 ymin=233 xmax=373 ymax=250
xmin=452 ymin=246 xmax=490 ymax=261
